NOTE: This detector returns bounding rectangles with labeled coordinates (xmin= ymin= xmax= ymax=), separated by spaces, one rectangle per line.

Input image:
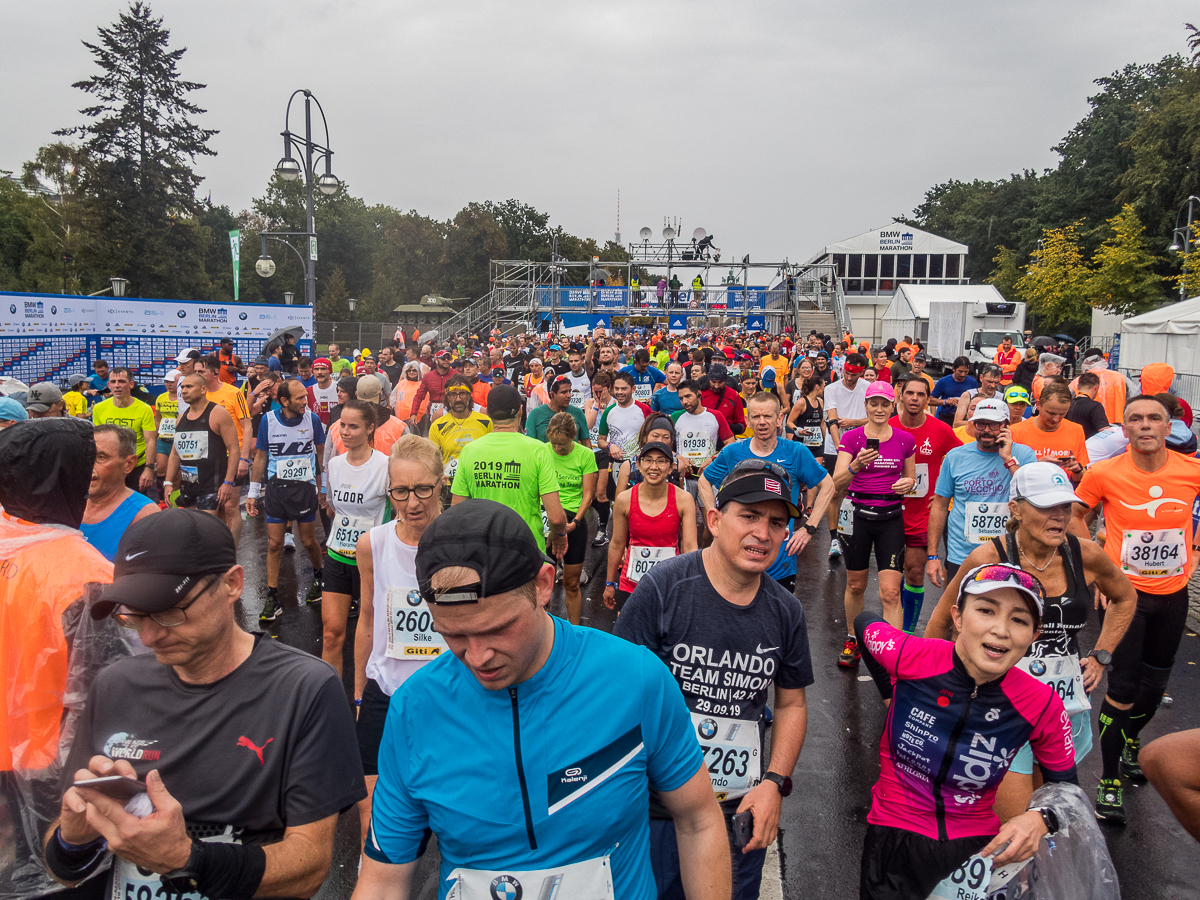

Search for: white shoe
xmin=284 ymin=532 xmax=296 ymax=551
xmin=828 ymin=536 xmax=843 ymax=559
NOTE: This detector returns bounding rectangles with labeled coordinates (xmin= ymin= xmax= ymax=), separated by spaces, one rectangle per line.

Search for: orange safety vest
xmin=217 ymin=349 xmax=239 ymax=385
xmin=328 ymin=413 xmax=408 ymax=459
xmin=0 ymin=512 xmax=114 ymax=770
xmin=392 ymin=380 xmax=429 ymax=420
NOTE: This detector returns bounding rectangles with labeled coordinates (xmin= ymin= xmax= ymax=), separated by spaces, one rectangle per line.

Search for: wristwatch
xmin=801 ymin=522 xmax=817 ymax=536
xmin=762 ymin=772 xmax=793 ymax=797
xmin=1087 ymin=649 xmax=1112 ymax=666
xmin=161 ymin=841 xmax=203 ymax=894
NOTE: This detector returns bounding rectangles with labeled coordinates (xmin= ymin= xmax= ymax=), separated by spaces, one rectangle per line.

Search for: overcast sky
xmin=4 ymin=1 xmax=1196 ymax=266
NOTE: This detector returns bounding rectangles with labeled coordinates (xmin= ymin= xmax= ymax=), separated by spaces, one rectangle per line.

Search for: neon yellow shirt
xmin=92 ymin=397 xmax=156 ymax=465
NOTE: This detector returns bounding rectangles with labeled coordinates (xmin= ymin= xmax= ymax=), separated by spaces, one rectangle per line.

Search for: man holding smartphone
xmin=45 ymin=510 xmax=364 ymax=900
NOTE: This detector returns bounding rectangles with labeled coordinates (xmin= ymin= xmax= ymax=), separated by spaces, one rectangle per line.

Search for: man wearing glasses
xmin=45 ymin=510 xmax=364 ymax=900
xmin=927 ymin=398 xmax=1035 ymax=588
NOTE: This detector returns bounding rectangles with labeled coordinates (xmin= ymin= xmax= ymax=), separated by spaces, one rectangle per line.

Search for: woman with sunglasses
xmin=319 ymin=400 xmax=390 ymax=677
xmin=856 ymin=564 xmax=1078 ymax=900
xmin=833 ymin=381 xmax=916 ymax=665
xmin=924 ymin=462 xmax=1135 ymax=820
xmin=352 ymin=434 xmax=445 ymax=848
xmin=604 ymin=440 xmax=697 ymax=614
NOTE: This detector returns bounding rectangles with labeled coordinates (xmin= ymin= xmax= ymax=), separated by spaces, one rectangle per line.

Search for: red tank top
xmin=619 ymin=482 xmax=682 ymax=593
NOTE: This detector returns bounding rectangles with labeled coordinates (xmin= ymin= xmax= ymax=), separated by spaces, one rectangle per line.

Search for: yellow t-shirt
xmin=154 ymin=393 xmax=179 ymax=443
xmin=430 ymin=412 xmax=493 ymax=474
xmin=92 ymin=398 xmax=156 ymax=465
xmin=953 ymin=424 xmax=975 ymax=445
xmin=63 ymin=391 xmax=87 ymax=418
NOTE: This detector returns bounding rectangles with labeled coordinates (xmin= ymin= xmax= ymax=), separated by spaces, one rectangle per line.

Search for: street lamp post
xmin=1168 ymin=195 xmax=1200 ymax=302
xmin=256 ymin=90 xmax=340 ymax=306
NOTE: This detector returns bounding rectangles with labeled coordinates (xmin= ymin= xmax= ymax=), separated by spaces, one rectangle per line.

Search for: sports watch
xmin=762 ymin=772 xmax=793 ymax=797
xmin=161 ymin=841 xmax=203 ymax=894
xmin=801 ymin=522 xmax=817 ymax=536
xmin=1087 ymin=649 xmax=1112 ymax=666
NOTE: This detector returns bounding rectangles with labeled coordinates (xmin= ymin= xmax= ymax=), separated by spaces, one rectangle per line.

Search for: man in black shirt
xmin=280 ymin=334 xmax=301 ymax=375
xmin=46 ymin=511 xmax=364 ymax=900
xmin=377 ymin=346 xmax=403 ymax=390
xmin=1066 ymin=372 xmax=1109 ymax=439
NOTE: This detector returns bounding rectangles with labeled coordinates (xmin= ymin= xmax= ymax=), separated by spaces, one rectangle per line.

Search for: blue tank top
xmin=81 ymin=491 xmax=156 ymax=561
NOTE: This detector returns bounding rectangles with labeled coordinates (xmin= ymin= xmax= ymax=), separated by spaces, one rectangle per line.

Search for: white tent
xmin=1119 ymin=296 xmax=1200 ymax=377
xmin=880 ymin=284 xmax=1009 ymax=345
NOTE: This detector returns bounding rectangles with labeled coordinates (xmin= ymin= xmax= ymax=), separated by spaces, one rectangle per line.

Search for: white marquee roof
xmin=808 ymin=224 xmax=968 ymax=263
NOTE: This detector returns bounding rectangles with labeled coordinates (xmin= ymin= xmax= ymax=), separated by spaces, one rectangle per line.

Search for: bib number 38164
xmin=1121 ymin=529 xmax=1186 ymax=579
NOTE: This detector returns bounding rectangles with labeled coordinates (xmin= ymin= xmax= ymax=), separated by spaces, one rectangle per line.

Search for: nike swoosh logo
xmin=756 ymin=644 xmax=779 ymax=654
xmin=125 ymin=550 xmax=149 ymax=560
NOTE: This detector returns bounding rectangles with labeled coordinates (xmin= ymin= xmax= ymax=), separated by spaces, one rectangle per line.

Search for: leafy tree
xmin=20 ymin=143 xmax=93 ymax=293
xmin=1172 ymin=248 xmax=1200 ymax=300
xmin=0 ymin=175 xmax=33 ymax=290
xmin=58 ymin=2 xmax=217 ymax=299
xmin=317 ymin=266 xmax=350 ymax=321
xmin=985 ymin=246 xmax=1022 ymax=301
xmin=1015 ymin=223 xmax=1092 ymax=331
xmin=442 ymin=203 xmax=507 ymax=301
xmin=482 ymin=200 xmax=551 ymax=260
xmin=366 ymin=209 xmax=446 ymax=319
xmin=1087 ymin=205 xmax=1164 ymax=315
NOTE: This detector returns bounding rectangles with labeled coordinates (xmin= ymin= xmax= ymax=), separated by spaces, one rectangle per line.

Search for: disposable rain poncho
xmin=0 ymin=419 xmax=132 ymax=899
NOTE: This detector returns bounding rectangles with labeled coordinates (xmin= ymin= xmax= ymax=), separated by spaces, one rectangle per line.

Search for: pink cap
xmin=864 ymin=381 xmax=895 ymax=402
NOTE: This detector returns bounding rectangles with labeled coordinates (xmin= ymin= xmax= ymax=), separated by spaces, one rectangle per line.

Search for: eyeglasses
xmin=112 ymin=576 xmax=217 ymax=630
xmin=388 ymin=484 xmax=439 ymax=501
xmin=969 ymin=564 xmax=1044 ymax=600
xmin=973 ymin=420 xmax=1004 ymax=431
xmin=728 ymin=458 xmax=793 ymax=490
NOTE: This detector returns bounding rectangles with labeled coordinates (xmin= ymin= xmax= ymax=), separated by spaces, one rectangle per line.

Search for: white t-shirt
xmin=675 ymin=410 xmax=722 ymax=467
xmin=325 ymin=450 xmax=390 ymax=560
xmin=565 ymin=370 xmax=592 ymax=408
xmin=824 ymin=378 xmax=867 ymax=455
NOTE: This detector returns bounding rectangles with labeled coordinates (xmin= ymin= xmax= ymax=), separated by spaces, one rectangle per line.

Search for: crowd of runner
xmin=2 ymin=321 xmax=1200 ymax=900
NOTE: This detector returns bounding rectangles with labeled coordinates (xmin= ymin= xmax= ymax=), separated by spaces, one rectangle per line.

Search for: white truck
xmin=926 ymin=297 xmax=1025 ymax=374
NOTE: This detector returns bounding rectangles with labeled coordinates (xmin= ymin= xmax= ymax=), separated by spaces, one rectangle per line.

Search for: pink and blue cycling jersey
xmin=858 ymin=616 xmax=1076 ymax=841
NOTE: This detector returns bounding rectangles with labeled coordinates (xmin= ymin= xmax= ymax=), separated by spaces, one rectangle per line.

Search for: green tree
xmin=442 ymin=203 xmax=507 ymax=301
xmin=482 ymin=199 xmax=551 ymax=260
xmin=1087 ymin=205 xmax=1164 ymax=315
xmin=366 ymin=209 xmax=446 ymax=319
xmin=317 ymin=266 xmax=350 ymax=321
xmin=58 ymin=2 xmax=216 ymax=299
xmin=1015 ymin=223 xmax=1093 ymax=331
xmin=985 ymin=246 xmax=1022 ymax=301
xmin=20 ymin=143 xmax=93 ymax=293
xmin=0 ymin=175 xmax=33 ymax=290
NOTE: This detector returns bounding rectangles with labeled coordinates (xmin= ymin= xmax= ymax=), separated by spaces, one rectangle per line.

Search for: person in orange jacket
xmin=992 ymin=333 xmax=1021 ymax=385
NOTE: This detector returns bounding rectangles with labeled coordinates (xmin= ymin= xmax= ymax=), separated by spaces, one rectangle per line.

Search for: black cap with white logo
xmin=92 ymin=509 xmax=238 ymax=618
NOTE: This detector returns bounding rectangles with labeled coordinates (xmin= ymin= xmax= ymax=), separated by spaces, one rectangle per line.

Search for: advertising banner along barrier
xmin=0 ymin=292 xmax=312 ymax=387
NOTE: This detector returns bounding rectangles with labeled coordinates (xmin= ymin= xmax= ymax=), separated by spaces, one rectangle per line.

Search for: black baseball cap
xmin=416 ymin=500 xmax=552 ymax=605
xmin=715 ymin=471 xmax=800 ymax=518
xmin=92 ymin=510 xmax=238 ymax=619
xmin=638 ymin=440 xmax=675 ymax=461
xmin=487 ymin=384 xmax=524 ymax=420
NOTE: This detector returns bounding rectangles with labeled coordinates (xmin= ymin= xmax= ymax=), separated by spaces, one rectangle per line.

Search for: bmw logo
xmin=177 ymin=310 xmax=187 ymax=319
xmin=1141 ymin=532 xmax=1154 ymax=543
xmin=406 ymin=590 xmax=422 ymax=608
xmin=239 ymin=312 xmax=248 ymax=320
xmin=8 ymin=304 xmax=14 ymax=314
xmin=1028 ymin=659 xmax=1047 ymax=677
xmin=640 ymin=548 xmax=652 ymax=559
xmin=50 ymin=306 xmax=57 ymax=314
xmin=978 ymin=504 xmax=989 ymax=514
xmin=489 ymin=876 xmax=522 ymax=900
xmin=698 ymin=718 xmax=718 ymax=740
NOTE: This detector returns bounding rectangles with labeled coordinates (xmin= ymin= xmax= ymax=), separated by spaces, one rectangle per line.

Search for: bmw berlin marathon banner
xmin=0 ymin=291 xmax=312 ymax=386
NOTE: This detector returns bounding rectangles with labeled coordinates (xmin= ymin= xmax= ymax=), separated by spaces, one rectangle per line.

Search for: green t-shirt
xmin=654 ymin=350 xmax=671 ymax=372
xmin=548 ymin=442 xmax=598 ymax=515
xmin=526 ymin=403 xmax=589 ymax=444
xmin=451 ymin=431 xmax=561 ymax=543
xmin=330 ymin=357 xmax=355 ymax=377
xmin=92 ymin=397 xmax=156 ymax=465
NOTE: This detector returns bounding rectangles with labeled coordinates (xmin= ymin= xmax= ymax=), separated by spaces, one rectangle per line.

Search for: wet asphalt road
xmin=234 ymin=511 xmax=1200 ymax=900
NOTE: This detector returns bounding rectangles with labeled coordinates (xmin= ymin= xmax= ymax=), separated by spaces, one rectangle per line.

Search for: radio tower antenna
xmin=615 ymin=189 xmax=621 ymax=244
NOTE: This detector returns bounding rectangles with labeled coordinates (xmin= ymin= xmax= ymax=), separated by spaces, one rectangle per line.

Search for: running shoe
xmin=592 ymin=531 xmax=609 ymax=547
xmin=1121 ymin=739 xmax=1146 ymax=782
xmin=284 ymin=532 xmax=296 ymax=551
xmin=305 ymin=575 xmax=323 ymax=604
xmin=828 ymin=536 xmax=844 ymax=560
xmin=1095 ymin=778 xmax=1126 ymax=825
xmin=259 ymin=594 xmax=280 ymax=622
xmin=838 ymin=636 xmax=860 ymax=668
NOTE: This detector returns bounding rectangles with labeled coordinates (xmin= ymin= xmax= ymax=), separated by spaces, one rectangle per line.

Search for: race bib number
xmin=384 ymin=586 xmax=448 ymax=660
xmin=430 ymin=402 xmax=445 ymax=420
xmin=276 ymin=456 xmax=313 ymax=482
xmin=907 ymin=463 xmax=929 ymax=499
xmin=113 ymin=829 xmax=236 ymax=900
xmin=625 ymin=546 xmax=676 ymax=584
xmin=964 ymin=501 xmax=1007 ymax=543
xmin=1121 ymin=529 xmax=1186 ymax=579
xmin=799 ymin=427 xmax=823 ymax=448
xmin=633 ymin=382 xmax=652 ymax=402
xmin=329 ymin=514 xmax=373 ymax=558
xmin=679 ymin=430 xmax=714 ymax=464
xmin=158 ymin=417 xmax=176 ymax=439
xmin=927 ymin=852 xmax=1031 ymax=900
xmin=444 ymin=457 xmax=459 ymax=480
xmin=447 ymin=855 xmax=613 ymax=900
xmin=691 ymin=712 xmax=761 ymax=799
xmin=1018 ymin=654 xmax=1090 ymax=714
xmin=174 ymin=430 xmax=207 ymax=461
xmin=570 ymin=389 xmax=585 ymax=408
xmin=838 ymin=498 xmax=854 ymax=536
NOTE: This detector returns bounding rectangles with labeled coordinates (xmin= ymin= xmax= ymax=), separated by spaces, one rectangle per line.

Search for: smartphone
xmin=72 ymin=775 xmax=146 ymax=801
xmin=866 ymin=438 xmax=880 ymax=451
xmin=732 ymin=810 xmax=754 ymax=850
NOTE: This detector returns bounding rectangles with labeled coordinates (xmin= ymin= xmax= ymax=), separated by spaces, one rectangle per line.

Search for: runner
xmin=90 ymin=367 xmax=156 ymax=495
xmin=1010 ymin=381 xmax=1089 ymax=483
xmin=700 ymin=364 xmax=747 ymax=436
xmin=651 ymin=361 xmax=685 ymax=415
xmin=620 ymin=348 xmax=666 ymax=404
xmin=605 ymin=441 xmax=697 ymax=612
xmin=1067 ymin=372 xmax=1112 ymax=439
xmin=786 ymin=374 xmax=825 ymax=462
xmin=354 ymin=500 xmax=730 ymax=900
xmin=1070 ymin=348 xmax=1129 ymax=425
xmin=1071 ymin=394 xmax=1200 ymax=824
xmin=562 ymin=348 xmax=592 ymax=408
xmin=953 ymin=364 xmax=1003 ymax=427
xmin=428 ymin=375 xmax=492 ymax=496
xmin=409 ymin=350 xmax=453 ymax=431
xmin=615 ymin=464 xmax=810 ymax=900
xmin=328 ymin=342 xmax=355 ymax=378
xmin=671 ymin=379 xmax=734 ymax=479
xmin=164 ymin=373 xmax=240 ymax=520
xmin=450 ymin=384 xmax=568 ymax=556
xmin=855 ymin=565 xmax=1077 ymax=900
xmin=545 ymin=412 xmax=598 ymax=625
xmin=890 ymin=374 xmax=962 ymax=633
xmin=321 ymin=399 xmax=389 ymax=676
xmin=598 ymin=371 xmax=652 ymax=466
xmin=700 ymin=391 xmax=834 ymax=593
xmin=931 ymin=357 xmax=977 ymax=424
xmin=306 ymin=356 xmax=340 ymax=425
xmin=823 ymin=352 xmax=869 ymax=559
xmin=924 ymin=463 xmax=1136 ymax=820
xmin=80 ymin=425 xmax=159 ymax=561
xmin=615 ymin=415 xmax=678 ymax=496
xmin=391 ymin=361 xmax=428 ymax=423
xmin=928 ymin=398 xmax=1036 ymax=589
xmin=153 ymin=369 xmax=180 ymax=485
xmin=247 ymin=378 xmax=326 ymax=622
xmin=526 ymin=374 xmax=590 ymax=445
xmin=833 ymin=382 xmax=916 ymax=664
